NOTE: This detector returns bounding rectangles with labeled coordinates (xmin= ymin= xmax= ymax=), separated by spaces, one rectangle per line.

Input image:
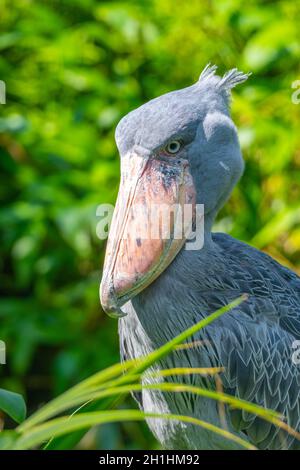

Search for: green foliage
xmin=1 ymin=0 xmax=300 ymax=449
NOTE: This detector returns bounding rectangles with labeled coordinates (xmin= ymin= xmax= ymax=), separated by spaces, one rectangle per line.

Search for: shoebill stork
xmin=100 ymin=65 xmax=300 ymax=450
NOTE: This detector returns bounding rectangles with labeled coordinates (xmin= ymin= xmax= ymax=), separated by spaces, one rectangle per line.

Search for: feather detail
xmin=198 ymin=63 xmax=218 ymax=82
xmin=198 ymin=64 xmax=250 ymax=93
xmin=218 ymin=68 xmax=251 ymax=91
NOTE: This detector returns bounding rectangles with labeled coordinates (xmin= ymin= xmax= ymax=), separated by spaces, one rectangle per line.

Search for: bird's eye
xmin=166 ymin=140 xmax=182 ymax=154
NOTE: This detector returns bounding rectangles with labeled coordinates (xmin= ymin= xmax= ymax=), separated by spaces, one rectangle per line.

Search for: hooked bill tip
xmin=105 ymin=305 xmax=127 ymax=319
xmin=100 ymin=278 xmax=128 ymax=319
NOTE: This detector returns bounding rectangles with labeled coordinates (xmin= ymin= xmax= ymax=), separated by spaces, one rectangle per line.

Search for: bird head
xmin=100 ymin=65 xmax=249 ymax=317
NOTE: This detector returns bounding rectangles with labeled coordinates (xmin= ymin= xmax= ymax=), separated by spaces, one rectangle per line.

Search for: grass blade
xmin=13 ymin=409 xmax=256 ymax=450
xmin=19 ymin=296 xmax=246 ymax=433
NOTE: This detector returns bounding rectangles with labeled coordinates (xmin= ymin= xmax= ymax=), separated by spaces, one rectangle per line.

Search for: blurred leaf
xmin=0 ymin=431 xmax=19 ymax=450
xmin=0 ymin=388 xmax=26 ymax=424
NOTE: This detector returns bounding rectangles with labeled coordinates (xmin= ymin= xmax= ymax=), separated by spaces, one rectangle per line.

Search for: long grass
xmin=1 ymin=295 xmax=300 ymax=450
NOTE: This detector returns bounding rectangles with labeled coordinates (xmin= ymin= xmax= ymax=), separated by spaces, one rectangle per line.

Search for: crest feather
xmin=198 ymin=64 xmax=250 ymax=92
xmin=217 ymin=68 xmax=250 ymax=91
xmin=198 ymin=63 xmax=218 ymax=82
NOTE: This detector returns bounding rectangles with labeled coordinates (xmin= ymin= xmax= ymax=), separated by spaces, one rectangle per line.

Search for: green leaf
xmin=13 ymin=409 xmax=256 ymax=450
xmin=0 ymin=388 xmax=27 ymax=424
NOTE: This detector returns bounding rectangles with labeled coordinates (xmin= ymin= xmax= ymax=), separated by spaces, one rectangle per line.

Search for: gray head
xmin=101 ymin=65 xmax=250 ymax=317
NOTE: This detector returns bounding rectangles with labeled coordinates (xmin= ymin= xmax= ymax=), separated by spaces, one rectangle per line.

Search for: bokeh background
xmin=1 ymin=0 xmax=300 ymax=449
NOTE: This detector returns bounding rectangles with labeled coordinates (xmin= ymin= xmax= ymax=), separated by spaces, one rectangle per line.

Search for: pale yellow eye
xmin=166 ymin=140 xmax=181 ymax=154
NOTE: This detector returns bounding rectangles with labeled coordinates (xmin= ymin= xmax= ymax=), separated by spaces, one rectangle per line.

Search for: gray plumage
xmin=113 ymin=66 xmax=300 ymax=449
